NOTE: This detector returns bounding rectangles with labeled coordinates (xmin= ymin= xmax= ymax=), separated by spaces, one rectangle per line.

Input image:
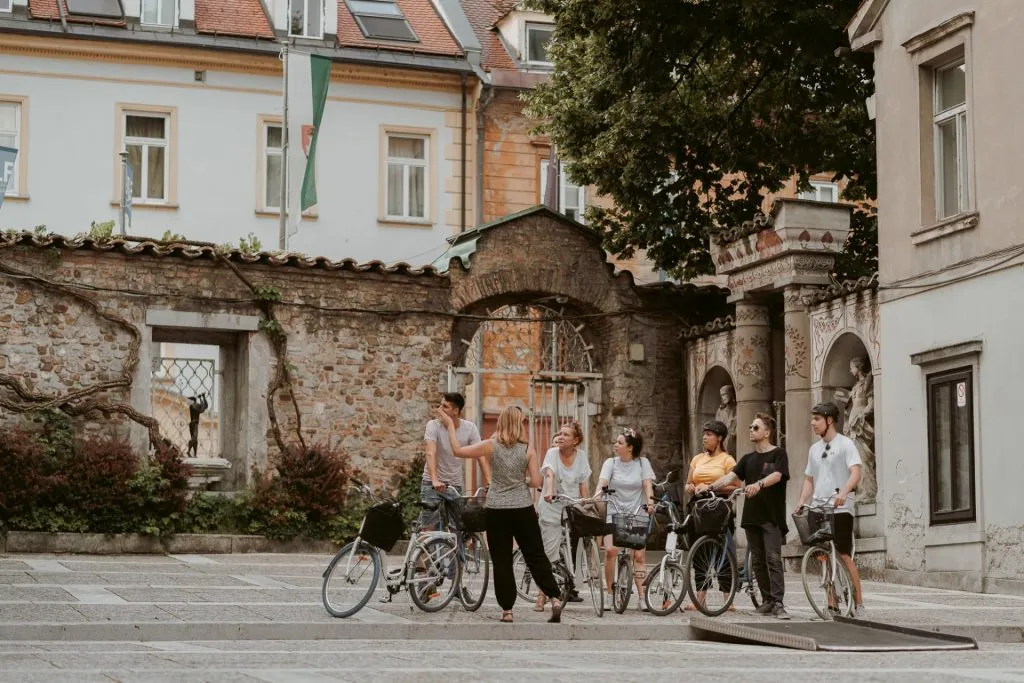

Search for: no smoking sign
xmin=956 ymin=381 xmax=967 ymax=407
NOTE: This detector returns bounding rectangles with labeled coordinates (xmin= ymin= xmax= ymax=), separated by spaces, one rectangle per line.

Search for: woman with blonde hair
xmin=436 ymin=404 xmax=564 ymax=623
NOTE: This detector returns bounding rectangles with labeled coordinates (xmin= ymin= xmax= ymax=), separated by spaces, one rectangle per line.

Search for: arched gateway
xmin=438 ymin=206 xmax=726 ymax=488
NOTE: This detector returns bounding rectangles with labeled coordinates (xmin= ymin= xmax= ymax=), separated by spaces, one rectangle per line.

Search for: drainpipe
xmin=460 ymin=74 xmax=468 ymax=233
xmin=475 ymin=84 xmax=496 ymax=226
xmin=56 ymin=0 xmax=69 ymax=31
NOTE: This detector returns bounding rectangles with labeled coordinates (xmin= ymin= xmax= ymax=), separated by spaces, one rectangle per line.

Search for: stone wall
xmin=2 ymin=212 xmax=727 ymax=491
xmin=0 ymin=235 xmax=452 ymax=490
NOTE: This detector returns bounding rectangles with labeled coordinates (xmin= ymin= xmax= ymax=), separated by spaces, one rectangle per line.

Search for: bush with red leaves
xmin=0 ymin=428 xmax=49 ymax=525
xmin=245 ymin=442 xmax=352 ymax=539
xmin=64 ymin=437 xmax=142 ymax=533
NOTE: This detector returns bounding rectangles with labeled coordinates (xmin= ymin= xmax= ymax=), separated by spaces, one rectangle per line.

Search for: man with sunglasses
xmin=795 ymin=402 xmax=866 ymax=617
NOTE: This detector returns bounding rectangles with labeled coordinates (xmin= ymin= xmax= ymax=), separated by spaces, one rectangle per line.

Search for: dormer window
xmin=142 ymin=0 xmax=176 ymax=27
xmin=525 ymin=23 xmax=554 ymax=65
xmin=65 ymin=0 xmax=124 ymax=20
xmin=290 ymin=0 xmax=324 ymax=39
xmin=347 ymin=0 xmax=418 ymax=42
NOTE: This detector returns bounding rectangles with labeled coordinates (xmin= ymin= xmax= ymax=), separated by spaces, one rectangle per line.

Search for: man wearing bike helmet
xmin=795 ymin=401 xmax=866 ymax=617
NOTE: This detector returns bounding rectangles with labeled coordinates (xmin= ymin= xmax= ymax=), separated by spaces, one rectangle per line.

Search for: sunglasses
xmin=822 ymin=443 xmax=831 ymax=460
xmin=749 ymin=424 xmax=761 ymax=431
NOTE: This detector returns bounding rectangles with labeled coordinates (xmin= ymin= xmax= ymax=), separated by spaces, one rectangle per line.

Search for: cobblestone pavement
xmin=2 ymin=640 xmax=1024 ymax=682
xmin=2 ymin=552 xmax=1024 ymax=680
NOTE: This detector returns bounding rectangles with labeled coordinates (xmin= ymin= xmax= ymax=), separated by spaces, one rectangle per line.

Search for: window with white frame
xmin=0 ymin=101 xmax=21 ymax=196
xmin=290 ymin=0 xmax=324 ymax=38
xmin=934 ymin=60 xmax=969 ymax=219
xmin=141 ymin=0 xmax=176 ymax=26
xmin=798 ymin=180 xmax=839 ymax=203
xmin=262 ymin=123 xmax=283 ymax=211
xmin=540 ymin=159 xmax=586 ymax=223
xmin=525 ymin=23 xmax=554 ymax=65
xmin=0 ymin=0 xmax=12 ymax=13
xmin=123 ymin=113 xmax=169 ymax=203
xmin=385 ymin=134 xmax=428 ymax=220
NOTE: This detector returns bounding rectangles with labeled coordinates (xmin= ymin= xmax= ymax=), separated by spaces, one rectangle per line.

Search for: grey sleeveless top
xmin=486 ymin=440 xmax=532 ymax=509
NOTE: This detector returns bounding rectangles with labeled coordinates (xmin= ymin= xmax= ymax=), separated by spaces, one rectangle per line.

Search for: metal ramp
xmin=689 ymin=615 xmax=978 ymax=652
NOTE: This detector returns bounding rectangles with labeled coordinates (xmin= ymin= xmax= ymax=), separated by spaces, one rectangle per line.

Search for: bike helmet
xmin=811 ymin=402 xmax=840 ymax=421
xmin=701 ymin=420 xmax=729 ymax=440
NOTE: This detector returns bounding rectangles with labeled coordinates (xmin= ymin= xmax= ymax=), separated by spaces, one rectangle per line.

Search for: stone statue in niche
xmin=715 ymin=384 xmax=737 ymax=454
xmin=846 ymin=357 xmax=876 ymax=503
xmin=185 ymin=393 xmax=209 ymax=458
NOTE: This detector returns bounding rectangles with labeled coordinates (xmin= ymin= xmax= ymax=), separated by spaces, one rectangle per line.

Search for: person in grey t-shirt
xmin=419 ymin=392 xmax=487 ymax=530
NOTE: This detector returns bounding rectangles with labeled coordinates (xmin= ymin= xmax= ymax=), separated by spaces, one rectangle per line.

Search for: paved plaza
xmin=1 ymin=552 xmax=1023 ymax=681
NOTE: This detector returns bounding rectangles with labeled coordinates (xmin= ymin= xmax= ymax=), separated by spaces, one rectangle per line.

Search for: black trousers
xmin=486 ymin=505 xmax=561 ymax=611
xmin=744 ymin=522 xmax=786 ymax=605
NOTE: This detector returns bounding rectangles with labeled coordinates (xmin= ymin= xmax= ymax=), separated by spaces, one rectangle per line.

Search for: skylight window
xmin=347 ymin=0 xmax=418 ymax=42
xmin=65 ymin=0 xmax=124 ymax=20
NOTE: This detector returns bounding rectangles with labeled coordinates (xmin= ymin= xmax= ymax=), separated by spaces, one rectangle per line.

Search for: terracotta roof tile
xmin=195 ymin=0 xmax=274 ymax=39
xmin=29 ymin=0 xmax=126 ymax=27
xmin=460 ymin=0 xmax=516 ymax=71
xmin=337 ymin=0 xmax=463 ymax=57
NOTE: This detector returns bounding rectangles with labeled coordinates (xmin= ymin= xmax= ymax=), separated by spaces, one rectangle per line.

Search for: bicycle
xmin=794 ymin=492 xmax=857 ymax=621
xmin=684 ymin=489 xmax=746 ymax=616
xmin=438 ymin=486 xmax=491 ymax=613
xmin=512 ymin=491 xmax=598 ymax=614
xmin=321 ymin=480 xmax=461 ymax=618
xmin=642 ymin=472 xmax=689 ymax=616
xmin=548 ymin=492 xmax=606 ymax=617
xmin=605 ymin=492 xmax=651 ymax=614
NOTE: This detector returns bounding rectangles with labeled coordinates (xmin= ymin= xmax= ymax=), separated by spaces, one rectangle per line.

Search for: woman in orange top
xmin=683 ymin=420 xmax=738 ymax=610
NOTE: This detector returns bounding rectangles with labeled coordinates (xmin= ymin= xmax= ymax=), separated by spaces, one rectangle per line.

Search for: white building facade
xmin=849 ymin=0 xmax=1024 ymax=593
xmin=0 ymin=0 xmax=481 ymax=266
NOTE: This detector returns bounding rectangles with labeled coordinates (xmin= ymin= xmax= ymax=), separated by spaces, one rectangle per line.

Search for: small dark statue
xmin=185 ymin=393 xmax=208 ymax=458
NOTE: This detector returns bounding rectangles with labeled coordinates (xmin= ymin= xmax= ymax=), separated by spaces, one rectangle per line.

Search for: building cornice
xmin=0 ymin=32 xmax=470 ymax=92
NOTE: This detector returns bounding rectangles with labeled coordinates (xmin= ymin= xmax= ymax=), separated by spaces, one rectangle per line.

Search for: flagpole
xmin=279 ymin=41 xmax=289 ymax=251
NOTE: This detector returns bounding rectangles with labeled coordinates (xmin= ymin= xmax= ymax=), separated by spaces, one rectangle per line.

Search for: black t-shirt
xmin=733 ymin=447 xmax=790 ymax=533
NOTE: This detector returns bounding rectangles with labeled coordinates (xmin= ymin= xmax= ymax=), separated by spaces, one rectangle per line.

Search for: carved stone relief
xmin=784 ymin=323 xmax=809 ymax=378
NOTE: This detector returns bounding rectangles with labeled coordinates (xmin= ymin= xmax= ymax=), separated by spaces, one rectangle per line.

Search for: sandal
xmin=534 ymin=595 xmax=546 ymax=612
xmin=500 ymin=610 xmax=514 ymax=623
xmin=548 ymin=599 xmax=563 ymax=624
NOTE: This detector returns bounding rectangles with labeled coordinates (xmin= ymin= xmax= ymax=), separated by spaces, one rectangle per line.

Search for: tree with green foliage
xmin=526 ymin=0 xmax=877 ymax=280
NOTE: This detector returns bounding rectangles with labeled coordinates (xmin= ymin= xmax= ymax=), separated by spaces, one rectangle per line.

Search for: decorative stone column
xmin=783 ymin=286 xmax=815 ymax=511
xmin=732 ymin=299 xmax=772 ymax=458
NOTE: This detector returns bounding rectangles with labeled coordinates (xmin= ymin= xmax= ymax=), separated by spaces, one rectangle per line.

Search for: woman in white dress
xmin=535 ymin=422 xmax=591 ymax=611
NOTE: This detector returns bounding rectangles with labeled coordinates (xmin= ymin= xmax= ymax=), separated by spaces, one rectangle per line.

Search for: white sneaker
xmin=854 ymin=604 xmax=867 ymax=619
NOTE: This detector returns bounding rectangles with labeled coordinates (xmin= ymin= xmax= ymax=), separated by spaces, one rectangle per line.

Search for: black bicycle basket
xmin=611 ymin=513 xmax=650 ymax=550
xmin=457 ymin=495 xmax=488 ymax=534
xmin=566 ymin=503 xmax=608 ymax=538
xmin=690 ymin=496 xmax=731 ymax=537
xmin=359 ymin=501 xmax=404 ymax=551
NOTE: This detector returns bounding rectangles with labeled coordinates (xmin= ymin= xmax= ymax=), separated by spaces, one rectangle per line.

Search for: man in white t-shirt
xmin=419 ymin=392 xmax=487 ymax=530
xmin=795 ymin=401 xmax=865 ymax=617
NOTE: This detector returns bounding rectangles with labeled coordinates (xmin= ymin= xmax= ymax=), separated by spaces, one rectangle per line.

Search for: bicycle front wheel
xmin=458 ymin=532 xmax=489 ymax=612
xmin=801 ymin=546 xmax=854 ymax=620
xmin=408 ymin=536 xmax=460 ymax=613
xmin=645 ymin=560 xmax=688 ymax=617
xmin=512 ymin=548 xmax=537 ymax=601
xmin=686 ymin=535 xmax=737 ymax=617
xmin=612 ymin=555 xmax=633 ymax=614
xmin=579 ymin=538 xmax=604 ymax=617
xmin=322 ymin=540 xmax=381 ymax=618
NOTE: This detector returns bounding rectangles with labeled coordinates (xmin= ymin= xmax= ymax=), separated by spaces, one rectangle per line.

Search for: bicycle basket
xmin=611 ymin=513 xmax=650 ymax=550
xmin=359 ymin=501 xmax=404 ymax=551
xmin=792 ymin=508 xmax=833 ymax=545
xmin=690 ymin=496 xmax=731 ymax=537
xmin=566 ymin=502 xmax=607 ymax=538
xmin=457 ymin=495 xmax=488 ymax=534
